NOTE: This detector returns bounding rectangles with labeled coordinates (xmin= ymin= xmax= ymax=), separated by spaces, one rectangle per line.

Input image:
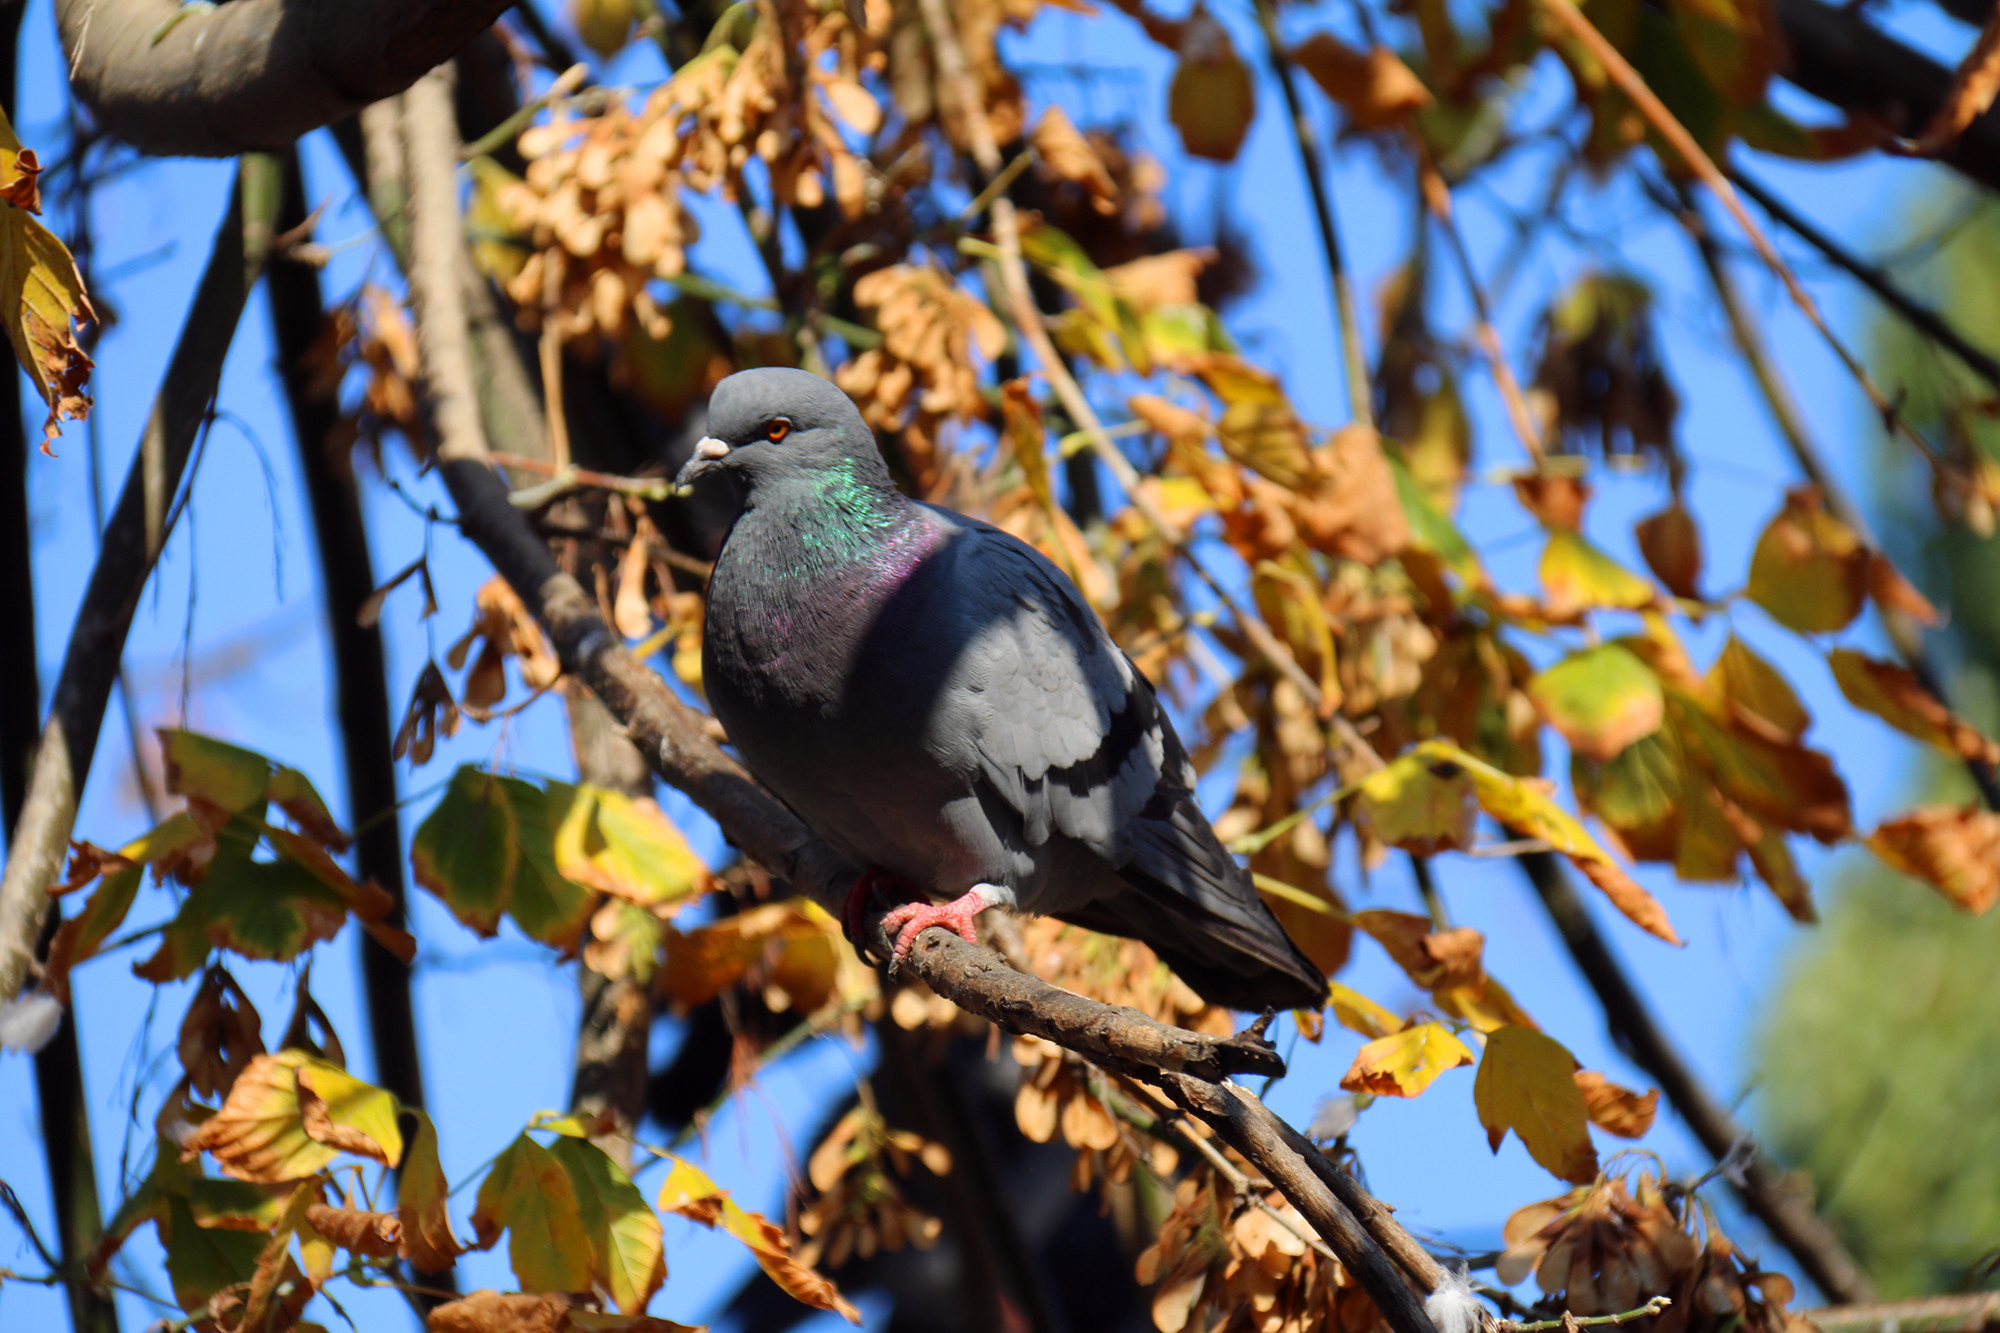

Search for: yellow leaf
xmin=553 ymin=783 xmax=709 ymax=908
xmin=1350 ymin=749 xmax=1477 ymax=855
xmin=296 ymin=1058 xmax=403 ymax=1168
xmin=0 ymin=106 xmax=42 ymax=211
xmin=1327 ymin=981 xmax=1407 ymax=1040
xmin=1527 ymin=644 xmax=1664 ymax=762
xmin=1829 ymin=648 xmax=2000 ymax=765
xmin=0 ymin=147 xmax=94 ymax=448
xmin=471 ymin=1133 xmax=594 ymax=1294
xmin=1745 ymin=487 xmax=1868 ymax=634
xmin=1338 ymin=1021 xmax=1473 ymax=1098
xmin=398 ymin=1112 xmax=461 ymax=1272
xmin=1434 ymin=975 xmax=1539 ymax=1035
xmin=658 ymin=1155 xmax=860 ymax=1323
xmin=181 ymin=1052 xmax=335 ymax=1182
xmin=1708 ymin=635 xmax=1809 ymax=743
xmin=1539 ymin=528 xmax=1657 ymax=620
xmin=1866 ymin=806 xmax=2000 ymax=914
xmin=549 ymin=1136 xmax=665 ymax=1315
xmin=1474 ymin=1026 xmax=1599 ymax=1183
xmin=1415 ymin=739 xmax=1681 ymax=945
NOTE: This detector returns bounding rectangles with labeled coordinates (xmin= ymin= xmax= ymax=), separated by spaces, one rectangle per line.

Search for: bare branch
xmin=56 ymin=0 xmax=511 ymax=157
xmin=0 ymin=160 xmax=281 ymax=1008
xmin=399 ymin=64 xmax=490 ymax=466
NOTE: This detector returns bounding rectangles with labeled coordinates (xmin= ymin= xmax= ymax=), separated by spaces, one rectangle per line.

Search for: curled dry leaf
xmin=1828 ymin=648 xmax=2000 ymax=765
xmin=305 ymin=1203 xmax=402 ymax=1258
xmin=1573 ymin=1070 xmax=1659 ymax=1139
xmin=1866 ymin=806 xmax=2000 ymax=914
xmin=0 ymin=107 xmax=94 ymax=449
xmin=1032 ymin=104 xmax=1118 ymax=213
xmin=1340 ymin=1020 xmax=1475 ymax=1098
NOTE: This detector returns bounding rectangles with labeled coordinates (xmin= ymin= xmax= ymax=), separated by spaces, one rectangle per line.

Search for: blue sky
xmin=0 ymin=0 xmax=1983 ymax=1329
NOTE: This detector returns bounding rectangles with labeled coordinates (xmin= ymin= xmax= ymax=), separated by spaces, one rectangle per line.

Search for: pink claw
xmin=879 ymin=888 xmax=995 ymax=964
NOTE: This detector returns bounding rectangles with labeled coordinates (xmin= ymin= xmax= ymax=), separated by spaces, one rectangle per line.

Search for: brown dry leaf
xmin=1354 ymin=910 xmax=1486 ymax=992
xmin=1868 ymin=552 xmax=1939 ymax=625
xmin=181 ymin=1053 xmax=334 ymax=1181
xmin=1635 ymin=500 xmax=1702 ymax=599
xmin=1745 ymin=487 xmax=1869 ymax=634
xmin=1104 ymin=249 xmax=1212 ymax=311
xmin=1866 ymin=806 xmax=2000 ymax=914
xmin=1031 ymin=105 xmax=1117 ymax=213
xmin=306 ymin=1203 xmax=402 ymax=1258
xmin=1289 ymin=34 xmax=1433 ymax=131
xmin=1573 ymin=1070 xmax=1658 ymax=1138
xmin=427 ymin=1289 xmax=574 ymax=1333
xmin=1708 ymin=635 xmax=1810 ymax=744
xmin=0 ymin=172 xmax=94 ymax=448
xmin=1295 ymin=423 xmax=1410 ymax=562
xmin=1907 ymin=6 xmax=2000 ymax=155
xmin=1514 ymin=473 xmax=1592 ymax=531
xmin=1828 ymin=648 xmax=2000 ymax=764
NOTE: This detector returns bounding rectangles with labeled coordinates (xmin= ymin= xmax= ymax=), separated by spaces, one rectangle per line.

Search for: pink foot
xmin=879 ymin=885 xmax=1007 ymax=965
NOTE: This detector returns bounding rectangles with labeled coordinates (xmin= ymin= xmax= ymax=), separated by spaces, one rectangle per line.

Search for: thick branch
xmin=1519 ymin=851 xmax=1876 ymax=1303
xmin=56 ymin=0 xmax=511 ymax=157
xmin=0 ymin=160 xmax=279 ymax=1008
xmin=1802 ymin=1295 xmax=2000 ymax=1333
xmin=1774 ymin=0 xmax=2000 ymax=196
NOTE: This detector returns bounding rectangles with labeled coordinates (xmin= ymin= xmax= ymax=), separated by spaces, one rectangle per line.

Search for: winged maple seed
xmin=796 ymin=1103 xmax=951 ymax=1269
xmin=1501 ymin=1168 xmax=1811 ymax=1333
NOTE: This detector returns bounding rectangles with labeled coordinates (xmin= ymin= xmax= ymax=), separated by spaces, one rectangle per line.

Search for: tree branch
xmin=0 ymin=159 xmax=281 ymax=1008
xmin=1517 ymin=851 xmax=1877 ymax=1303
xmin=1774 ymin=0 xmax=2000 ymax=197
xmin=55 ymin=0 xmax=512 ymax=157
xmin=1801 ymin=1294 xmax=2000 ymax=1333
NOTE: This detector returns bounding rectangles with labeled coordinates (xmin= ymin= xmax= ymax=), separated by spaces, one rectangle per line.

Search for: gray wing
xmin=934 ymin=516 xmax=1258 ymax=930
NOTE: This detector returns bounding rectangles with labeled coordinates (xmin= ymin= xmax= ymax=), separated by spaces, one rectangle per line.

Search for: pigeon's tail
xmin=1059 ymin=879 xmax=1328 ymax=1013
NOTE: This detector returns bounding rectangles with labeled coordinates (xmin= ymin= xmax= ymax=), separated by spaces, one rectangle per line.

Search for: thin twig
xmin=1537 ymin=0 xmax=1944 ymax=472
xmin=458 ymin=62 xmax=589 ymax=160
xmin=1667 ymin=181 xmax=2000 ymax=811
xmin=493 ymin=454 xmax=676 ymax=504
xmin=1726 ymin=166 xmax=2000 ymax=398
xmin=1251 ymin=0 xmax=1374 ymax=427
xmin=1497 ymin=1296 xmax=1671 ymax=1332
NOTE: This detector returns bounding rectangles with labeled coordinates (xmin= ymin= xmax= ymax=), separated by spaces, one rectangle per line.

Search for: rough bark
xmin=0 ymin=161 xmax=279 ymax=1009
xmin=55 ymin=0 xmax=511 ymax=157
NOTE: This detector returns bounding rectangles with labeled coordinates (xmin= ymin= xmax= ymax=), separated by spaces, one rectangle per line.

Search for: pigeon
xmin=676 ymin=367 xmax=1326 ymax=1011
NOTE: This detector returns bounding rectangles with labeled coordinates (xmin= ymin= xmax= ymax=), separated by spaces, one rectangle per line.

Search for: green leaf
xmin=1474 ymin=1026 xmax=1600 ymax=1183
xmin=162 ymin=1195 xmax=265 ymax=1311
xmin=160 ymin=729 xmax=275 ymax=814
xmin=172 ymin=849 xmax=350 ymax=964
xmin=412 ymin=765 xmax=521 ymax=936
xmin=1572 ymin=729 xmax=1681 ymax=862
xmin=472 ymin=1133 xmax=594 ymax=1295
xmin=1528 ymin=644 xmax=1664 ymax=762
xmin=43 ymin=861 xmax=142 ymax=1001
xmin=550 ymin=1136 xmax=666 ymax=1314
xmin=1539 ymin=528 xmax=1656 ymax=619
xmin=506 ymin=778 xmax=598 ymax=951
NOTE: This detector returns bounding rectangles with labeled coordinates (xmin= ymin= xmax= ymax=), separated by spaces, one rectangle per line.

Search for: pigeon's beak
xmin=672 ymin=436 xmax=733 ymax=495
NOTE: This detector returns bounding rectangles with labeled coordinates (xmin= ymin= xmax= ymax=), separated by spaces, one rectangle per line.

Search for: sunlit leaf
xmin=553 ymin=783 xmax=709 ymax=909
xmin=1573 ymin=1069 xmax=1658 ymax=1139
xmin=1744 ymin=487 xmax=1868 ymax=635
xmin=0 ymin=104 xmax=93 ymax=448
xmin=296 ymin=1058 xmax=403 ymax=1168
xmin=1327 ymin=981 xmax=1407 ymax=1040
xmin=42 ymin=861 xmax=141 ymax=1003
xmin=161 ymin=729 xmax=277 ymax=816
xmin=181 ymin=1052 xmax=333 ymax=1182
xmin=1339 ymin=1021 xmax=1474 ymax=1097
xmin=1829 ymin=648 xmax=2000 ymax=765
xmin=1351 ymin=751 xmax=1476 ymax=855
xmin=507 ymin=778 xmax=604 ymax=951
xmin=472 ymin=1133 xmax=594 ymax=1294
xmin=1435 ymin=975 xmax=1540 ymax=1035
xmin=1539 ymin=528 xmax=1657 ymax=620
xmin=1866 ymin=807 xmax=2000 ymax=914
xmin=399 ymin=1112 xmax=462 ymax=1272
xmin=549 ymin=1136 xmax=666 ymax=1314
xmin=1527 ymin=644 xmax=1664 ymax=762
xmin=658 ymin=1155 xmax=860 ymax=1322
xmin=1474 ymin=1025 xmax=1599 ymax=1183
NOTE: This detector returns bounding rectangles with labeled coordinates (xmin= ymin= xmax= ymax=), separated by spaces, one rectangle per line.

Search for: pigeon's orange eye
xmin=765 ymin=417 xmax=792 ymax=443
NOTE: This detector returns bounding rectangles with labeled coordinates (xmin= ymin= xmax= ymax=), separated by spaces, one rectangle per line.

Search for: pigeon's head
xmin=674 ymin=368 xmax=889 ymax=495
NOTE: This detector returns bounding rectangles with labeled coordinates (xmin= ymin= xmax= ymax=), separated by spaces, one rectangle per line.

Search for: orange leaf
xmin=1635 ymin=500 xmax=1701 ymax=599
xmin=1288 ymin=34 xmax=1433 ymax=130
xmin=1866 ymin=807 xmax=2000 ymax=914
xmin=1828 ymin=649 xmax=2000 ymax=765
xmin=1573 ymin=1070 xmax=1658 ymax=1139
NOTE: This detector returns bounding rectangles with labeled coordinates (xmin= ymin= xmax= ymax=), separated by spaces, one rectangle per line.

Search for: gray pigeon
xmin=676 ymin=367 xmax=1325 ymax=1011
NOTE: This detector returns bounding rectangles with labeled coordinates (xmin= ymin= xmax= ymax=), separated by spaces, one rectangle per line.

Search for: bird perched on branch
xmin=676 ymin=367 xmax=1325 ymax=1011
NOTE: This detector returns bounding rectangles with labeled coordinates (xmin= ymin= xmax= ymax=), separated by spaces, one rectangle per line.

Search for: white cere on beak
xmin=694 ymin=436 xmax=731 ymax=461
